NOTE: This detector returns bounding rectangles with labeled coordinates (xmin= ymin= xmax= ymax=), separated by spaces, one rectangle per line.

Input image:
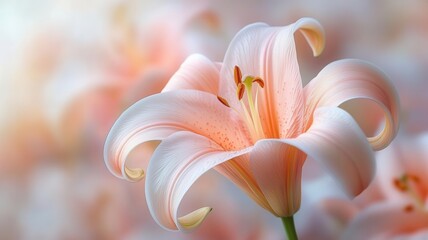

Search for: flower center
xmin=218 ymin=66 xmax=266 ymax=140
xmin=393 ymin=173 xmax=427 ymax=212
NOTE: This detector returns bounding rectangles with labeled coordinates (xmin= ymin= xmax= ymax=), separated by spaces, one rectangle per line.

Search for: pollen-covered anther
xmin=232 ymin=66 xmax=266 ymax=140
xmin=217 ymin=96 xmax=230 ymax=108
xmin=234 ymin=65 xmax=242 ymax=86
xmin=236 ymin=83 xmax=245 ymax=100
xmin=252 ymin=77 xmax=265 ymax=88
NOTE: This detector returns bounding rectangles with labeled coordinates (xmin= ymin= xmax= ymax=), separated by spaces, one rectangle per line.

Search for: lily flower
xmin=104 ymin=18 xmax=399 ymax=235
xmin=339 ymin=133 xmax=428 ymax=239
xmin=303 ymin=133 xmax=428 ymax=240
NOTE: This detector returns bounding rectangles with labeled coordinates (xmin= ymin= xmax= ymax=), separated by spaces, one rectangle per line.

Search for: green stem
xmin=281 ymin=216 xmax=298 ymax=240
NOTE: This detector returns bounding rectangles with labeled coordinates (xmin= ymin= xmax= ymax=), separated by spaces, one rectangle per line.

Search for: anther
xmin=217 ymin=96 xmax=230 ymax=107
xmin=393 ymin=178 xmax=408 ymax=192
xmin=236 ymin=83 xmax=245 ymax=100
xmin=234 ymin=66 xmax=242 ymax=86
xmin=231 ymin=65 xmax=266 ymax=140
xmin=252 ymin=77 xmax=265 ymax=88
xmin=393 ymin=173 xmax=425 ymax=212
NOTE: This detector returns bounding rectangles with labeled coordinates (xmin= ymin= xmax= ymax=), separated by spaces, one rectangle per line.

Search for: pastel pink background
xmin=1 ymin=0 xmax=427 ymax=239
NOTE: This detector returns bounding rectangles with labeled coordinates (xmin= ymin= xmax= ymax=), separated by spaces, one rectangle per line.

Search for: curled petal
xmin=123 ymin=166 xmax=145 ymax=181
xmin=293 ymin=17 xmax=325 ymax=57
xmin=304 ymin=59 xmax=400 ymax=150
xmin=162 ymin=54 xmax=219 ymax=94
xmin=250 ymin=107 xmax=375 ymax=217
xmin=293 ymin=107 xmax=375 ymax=197
xmin=145 ymin=131 xmax=252 ymax=231
xmin=219 ymin=18 xmax=325 ymax=139
xmin=103 ymin=90 xmax=252 ymax=181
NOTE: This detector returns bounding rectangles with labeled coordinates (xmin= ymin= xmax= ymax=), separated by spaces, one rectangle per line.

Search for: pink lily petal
xmin=145 ymin=131 xmax=252 ymax=231
xmin=304 ymin=59 xmax=399 ymax=150
xmin=104 ymin=90 xmax=252 ymax=181
xmin=162 ymin=53 xmax=272 ymax=212
xmin=250 ymin=107 xmax=375 ymax=216
xmin=162 ymin=54 xmax=219 ymax=94
xmin=249 ymin=140 xmax=306 ymax=216
xmin=342 ymin=201 xmax=428 ymax=240
xmin=219 ymin=17 xmax=325 ymax=138
xmin=214 ymin=154 xmax=274 ymax=213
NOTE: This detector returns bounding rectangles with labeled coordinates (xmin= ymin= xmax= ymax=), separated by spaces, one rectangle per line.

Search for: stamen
xmin=236 ymin=83 xmax=245 ymax=100
xmin=234 ymin=66 xmax=242 ymax=86
xmin=229 ymin=65 xmax=266 ymax=140
xmin=393 ymin=173 xmax=426 ymax=211
xmin=242 ymin=75 xmax=265 ymax=140
xmin=393 ymin=178 xmax=408 ymax=191
xmin=252 ymin=77 xmax=265 ymax=88
xmin=217 ymin=96 xmax=230 ymax=107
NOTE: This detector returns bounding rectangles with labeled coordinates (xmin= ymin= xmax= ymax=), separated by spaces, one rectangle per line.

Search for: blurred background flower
xmin=1 ymin=0 xmax=427 ymax=239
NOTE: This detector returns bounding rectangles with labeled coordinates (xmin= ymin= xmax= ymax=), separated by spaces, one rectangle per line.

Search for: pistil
xmin=217 ymin=66 xmax=266 ymax=141
xmin=242 ymin=75 xmax=265 ymax=140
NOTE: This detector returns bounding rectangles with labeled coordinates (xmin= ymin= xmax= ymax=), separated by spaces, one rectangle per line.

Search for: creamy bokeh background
xmin=1 ymin=0 xmax=427 ymax=239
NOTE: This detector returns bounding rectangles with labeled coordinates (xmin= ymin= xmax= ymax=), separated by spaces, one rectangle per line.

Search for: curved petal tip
xmin=295 ymin=17 xmax=326 ymax=57
xmin=124 ymin=166 xmax=145 ymax=181
xmin=178 ymin=207 xmax=213 ymax=231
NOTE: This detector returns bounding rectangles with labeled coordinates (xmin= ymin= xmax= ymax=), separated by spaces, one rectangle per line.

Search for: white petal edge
xmin=145 ymin=131 xmax=252 ymax=231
